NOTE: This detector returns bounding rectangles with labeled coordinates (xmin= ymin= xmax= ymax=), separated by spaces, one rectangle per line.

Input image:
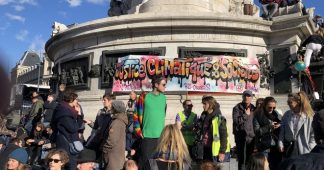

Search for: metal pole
xmin=37 ymin=51 xmax=42 ymax=92
xmin=37 ymin=63 xmax=40 ymax=92
xmin=298 ymin=71 xmax=301 ymax=92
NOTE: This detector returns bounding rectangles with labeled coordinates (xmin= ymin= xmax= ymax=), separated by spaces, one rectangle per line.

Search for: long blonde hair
xmin=155 ymin=124 xmax=191 ymax=170
xmin=288 ymin=91 xmax=314 ymax=117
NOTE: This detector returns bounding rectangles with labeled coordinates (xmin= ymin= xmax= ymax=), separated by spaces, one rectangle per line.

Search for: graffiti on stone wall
xmin=112 ymin=55 xmax=260 ymax=93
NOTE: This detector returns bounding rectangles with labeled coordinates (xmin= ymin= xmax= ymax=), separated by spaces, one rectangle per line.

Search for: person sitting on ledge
xmin=314 ymin=15 xmax=324 ymax=29
xmin=299 ymin=28 xmax=324 ymax=72
xmin=298 ymin=28 xmax=324 ymax=99
xmin=281 ymin=0 xmax=307 ymax=15
xmin=259 ymin=0 xmax=281 ymax=21
xmin=243 ymin=0 xmax=254 ymax=16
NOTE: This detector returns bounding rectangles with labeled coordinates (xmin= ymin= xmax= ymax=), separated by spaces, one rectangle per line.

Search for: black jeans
xmin=138 ymin=138 xmax=158 ymax=170
xmin=268 ymin=146 xmax=283 ymax=170
xmin=28 ymin=145 xmax=42 ymax=165
xmin=236 ymin=141 xmax=254 ymax=170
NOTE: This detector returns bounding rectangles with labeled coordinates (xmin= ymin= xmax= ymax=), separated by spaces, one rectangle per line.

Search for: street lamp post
xmin=37 ymin=51 xmax=43 ymax=93
xmin=37 ymin=63 xmax=41 ymax=92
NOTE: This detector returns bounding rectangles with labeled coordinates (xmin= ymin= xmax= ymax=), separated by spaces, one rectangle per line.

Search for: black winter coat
xmin=51 ymin=102 xmax=80 ymax=152
xmin=85 ymin=108 xmax=112 ymax=150
xmin=253 ymin=110 xmax=281 ymax=151
xmin=232 ymin=102 xmax=256 ymax=144
xmin=279 ymin=144 xmax=324 ymax=170
xmin=43 ymin=101 xmax=58 ymax=123
xmin=197 ymin=110 xmax=228 ymax=154
xmin=76 ymin=105 xmax=85 ymax=134
xmin=301 ymin=35 xmax=324 ymax=47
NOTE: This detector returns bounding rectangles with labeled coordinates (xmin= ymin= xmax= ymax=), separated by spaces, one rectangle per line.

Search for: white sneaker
xmin=313 ymin=91 xmax=320 ymax=100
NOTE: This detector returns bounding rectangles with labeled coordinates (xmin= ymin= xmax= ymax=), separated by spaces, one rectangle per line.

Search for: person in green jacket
xmin=25 ymin=92 xmax=44 ymax=135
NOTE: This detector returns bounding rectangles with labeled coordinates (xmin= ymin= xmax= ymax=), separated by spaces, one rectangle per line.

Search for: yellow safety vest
xmin=211 ymin=116 xmax=231 ymax=157
xmin=178 ymin=111 xmax=196 ymax=146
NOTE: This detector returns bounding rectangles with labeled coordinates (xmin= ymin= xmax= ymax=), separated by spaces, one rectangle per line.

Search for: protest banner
xmin=112 ymin=55 xmax=260 ymax=93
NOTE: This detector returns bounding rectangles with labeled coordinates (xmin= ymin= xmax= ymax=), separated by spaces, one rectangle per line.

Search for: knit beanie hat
xmin=111 ymin=100 xmax=126 ymax=113
xmin=8 ymin=148 xmax=28 ymax=164
xmin=243 ymin=90 xmax=253 ymax=96
xmin=77 ymin=149 xmax=96 ymax=163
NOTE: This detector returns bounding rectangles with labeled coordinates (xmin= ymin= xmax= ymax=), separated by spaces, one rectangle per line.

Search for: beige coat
xmin=103 ymin=113 xmax=128 ymax=170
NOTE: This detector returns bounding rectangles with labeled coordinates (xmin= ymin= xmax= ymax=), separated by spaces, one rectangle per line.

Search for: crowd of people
xmin=1 ymin=1 xmax=324 ymax=169
xmin=259 ymin=0 xmax=308 ymax=21
xmin=0 ymin=73 xmax=324 ymax=170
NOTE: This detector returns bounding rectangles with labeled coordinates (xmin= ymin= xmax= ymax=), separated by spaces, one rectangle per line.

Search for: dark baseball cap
xmin=243 ymin=90 xmax=253 ymax=96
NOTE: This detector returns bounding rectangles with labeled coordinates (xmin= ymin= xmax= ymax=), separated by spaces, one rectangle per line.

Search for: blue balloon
xmin=294 ymin=61 xmax=306 ymax=71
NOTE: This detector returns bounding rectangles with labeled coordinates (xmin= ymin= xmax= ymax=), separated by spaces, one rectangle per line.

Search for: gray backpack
xmin=148 ymin=159 xmax=190 ymax=170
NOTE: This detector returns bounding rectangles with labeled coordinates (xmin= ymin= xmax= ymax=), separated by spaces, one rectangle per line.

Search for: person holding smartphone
xmin=253 ymin=97 xmax=282 ymax=170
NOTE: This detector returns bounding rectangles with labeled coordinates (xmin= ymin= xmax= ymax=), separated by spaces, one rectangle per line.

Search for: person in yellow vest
xmin=175 ymin=99 xmax=198 ymax=158
xmin=195 ymin=96 xmax=231 ymax=166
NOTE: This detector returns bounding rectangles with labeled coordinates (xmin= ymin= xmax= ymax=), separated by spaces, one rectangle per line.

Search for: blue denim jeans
xmin=24 ymin=119 xmax=33 ymax=135
xmin=214 ymin=153 xmax=231 ymax=170
xmin=213 ymin=152 xmax=231 ymax=163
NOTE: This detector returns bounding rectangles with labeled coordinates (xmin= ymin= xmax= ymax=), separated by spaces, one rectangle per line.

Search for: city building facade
xmin=11 ymin=51 xmax=53 ymax=86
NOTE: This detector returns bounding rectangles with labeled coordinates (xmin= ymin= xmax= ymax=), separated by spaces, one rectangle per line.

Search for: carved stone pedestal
xmin=46 ymin=0 xmax=317 ymax=145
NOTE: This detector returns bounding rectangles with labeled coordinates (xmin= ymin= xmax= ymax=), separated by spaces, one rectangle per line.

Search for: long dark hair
xmin=246 ymin=153 xmax=268 ymax=170
xmin=33 ymin=122 xmax=44 ymax=137
xmin=262 ymin=97 xmax=276 ymax=112
xmin=254 ymin=97 xmax=276 ymax=117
